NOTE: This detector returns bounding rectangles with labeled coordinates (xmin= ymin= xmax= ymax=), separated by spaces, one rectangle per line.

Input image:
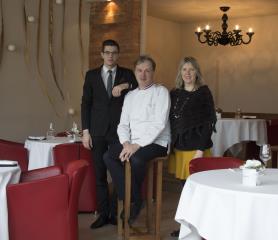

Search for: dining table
xmin=0 ymin=164 xmax=21 ymax=240
xmin=25 ymin=136 xmax=80 ymax=170
xmin=175 ymin=168 xmax=278 ymax=240
xmin=211 ymin=118 xmax=267 ymax=156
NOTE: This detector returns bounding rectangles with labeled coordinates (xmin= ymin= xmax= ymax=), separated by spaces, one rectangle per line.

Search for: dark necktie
xmin=107 ymin=70 xmax=113 ymax=98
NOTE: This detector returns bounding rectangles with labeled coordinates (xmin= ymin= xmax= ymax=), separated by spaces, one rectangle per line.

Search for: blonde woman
xmin=168 ymin=57 xmax=216 ymax=237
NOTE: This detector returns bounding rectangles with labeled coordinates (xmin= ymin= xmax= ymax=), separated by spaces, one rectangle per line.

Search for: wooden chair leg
xmin=124 ymin=161 xmax=131 ymax=240
xmin=155 ymin=159 xmax=163 ymax=240
xmin=118 ymin=157 xmax=166 ymax=240
xmin=146 ymin=161 xmax=154 ymax=232
xmin=117 ymin=200 xmax=123 ymax=236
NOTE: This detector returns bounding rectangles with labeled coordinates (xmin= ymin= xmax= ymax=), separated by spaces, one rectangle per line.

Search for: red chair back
xmin=0 ymin=139 xmax=23 ymax=146
xmin=0 ymin=140 xmax=28 ymax=171
xmin=53 ymin=143 xmax=97 ymax=212
xmin=189 ymin=157 xmax=243 ymax=175
xmin=20 ymin=166 xmax=62 ymax=182
xmin=53 ymin=143 xmax=79 ymax=171
xmin=56 ymin=132 xmax=68 ymax=137
xmin=79 ymin=144 xmax=97 ymax=212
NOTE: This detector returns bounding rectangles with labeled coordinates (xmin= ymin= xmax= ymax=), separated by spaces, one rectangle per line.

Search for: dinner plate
xmin=0 ymin=160 xmax=18 ymax=167
xmin=28 ymin=136 xmax=46 ymax=141
xmin=242 ymin=115 xmax=257 ymax=119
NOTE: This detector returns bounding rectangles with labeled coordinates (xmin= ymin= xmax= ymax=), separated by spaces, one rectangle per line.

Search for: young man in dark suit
xmin=81 ymin=39 xmax=137 ymax=229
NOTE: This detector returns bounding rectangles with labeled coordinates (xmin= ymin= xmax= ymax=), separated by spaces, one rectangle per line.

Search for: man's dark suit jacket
xmin=81 ymin=65 xmax=137 ymax=139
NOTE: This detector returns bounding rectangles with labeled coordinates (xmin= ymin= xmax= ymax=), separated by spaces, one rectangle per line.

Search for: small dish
xmin=28 ymin=136 xmax=46 ymax=141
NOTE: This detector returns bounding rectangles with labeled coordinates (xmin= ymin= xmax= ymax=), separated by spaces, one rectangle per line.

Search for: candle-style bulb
xmin=205 ymin=25 xmax=210 ymax=30
xmin=248 ymin=28 xmax=253 ymax=33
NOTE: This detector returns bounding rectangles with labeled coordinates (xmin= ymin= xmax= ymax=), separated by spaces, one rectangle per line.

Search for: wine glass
xmin=259 ymin=144 xmax=272 ymax=167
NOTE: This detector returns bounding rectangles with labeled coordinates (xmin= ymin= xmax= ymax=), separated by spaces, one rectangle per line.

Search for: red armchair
xmin=0 ymin=139 xmax=28 ymax=171
xmin=79 ymin=144 xmax=97 ymax=212
xmin=189 ymin=157 xmax=243 ymax=175
xmin=53 ymin=143 xmax=97 ymax=212
xmin=7 ymin=160 xmax=88 ymax=240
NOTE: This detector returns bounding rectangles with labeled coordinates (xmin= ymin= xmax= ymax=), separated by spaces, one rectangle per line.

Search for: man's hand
xmin=119 ymin=142 xmax=140 ymax=162
xmin=82 ymin=130 xmax=92 ymax=150
xmin=112 ymin=83 xmax=129 ymax=97
xmin=193 ymin=150 xmax=204 ymax=159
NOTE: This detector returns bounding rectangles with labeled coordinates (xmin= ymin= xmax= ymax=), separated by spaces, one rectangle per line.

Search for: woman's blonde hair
xmin=175 ymin=56 xmax=204 ymax=89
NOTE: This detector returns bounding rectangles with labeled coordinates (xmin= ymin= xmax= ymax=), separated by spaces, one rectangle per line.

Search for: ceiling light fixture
xmin=195 ymin=6 xmax=254 ymax=46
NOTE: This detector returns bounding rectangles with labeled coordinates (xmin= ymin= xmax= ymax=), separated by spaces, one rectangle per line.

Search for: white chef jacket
xmin=117 ymin=84 xmax=171 ymax=148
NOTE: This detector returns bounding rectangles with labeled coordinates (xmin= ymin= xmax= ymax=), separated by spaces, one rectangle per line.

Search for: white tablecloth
xmin=25 ymin=137 xmax=79 ymax=170
xmin=0 ymin=165 xmax=21 ymax=240
xmin=175 ymin=169 xmax=278 ymax=240
xmin=212 ymin=118 xmax=267 ymax=156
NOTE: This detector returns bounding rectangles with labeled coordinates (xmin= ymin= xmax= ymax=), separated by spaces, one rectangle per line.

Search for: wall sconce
xmin=27 ymin=16 xmax=35 ymax=23
xmin=86 ymin=0 xmax=112 ymax=2
xmin=55 ymin=0 xmax=63 ymax=4
xmin=7 ymin=44 xmax=16 ymax=52
xmin=68 ymin=108 xmax=76 ymax=116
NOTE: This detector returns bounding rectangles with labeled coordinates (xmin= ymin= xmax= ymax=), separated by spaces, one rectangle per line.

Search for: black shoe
xmin=170 ymin=229 xmax=180 ymax=237
xmin=109 ymin=215 xmax=117 ymax=225
xmin=128 ymin=201 xmax=143 ymax=225
xmin=90 ymin=215 xmax=109 ymax=229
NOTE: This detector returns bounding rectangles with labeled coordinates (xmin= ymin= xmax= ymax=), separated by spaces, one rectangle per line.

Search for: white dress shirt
xmin=117 ymin=84 xmax=171 ymax=147
xmin=101 ymin=65 xmax=117 ymax=90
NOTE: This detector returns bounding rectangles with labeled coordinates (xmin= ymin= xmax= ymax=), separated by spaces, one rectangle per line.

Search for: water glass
xmin=259 ymin=144 xmax=272 ymax=167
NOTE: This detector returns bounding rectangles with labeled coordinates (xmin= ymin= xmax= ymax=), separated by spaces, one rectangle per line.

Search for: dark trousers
xmin=91 ymin=135 xmax=118 ymax=218
xmin=104 ymin=143 xmax=167 ymax=203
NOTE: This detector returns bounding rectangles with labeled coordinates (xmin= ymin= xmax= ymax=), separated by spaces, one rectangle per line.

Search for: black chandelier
xmin=195 ymin=6 xmax=254 ymax=46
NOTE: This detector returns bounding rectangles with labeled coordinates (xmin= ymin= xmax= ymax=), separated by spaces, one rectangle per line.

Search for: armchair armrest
xmin=20 ymin=166 xmax=62 ymax=183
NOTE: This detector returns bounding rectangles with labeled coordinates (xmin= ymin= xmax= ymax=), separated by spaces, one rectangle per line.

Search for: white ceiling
xmin=147 ymin=0 xmax=278 ymax=23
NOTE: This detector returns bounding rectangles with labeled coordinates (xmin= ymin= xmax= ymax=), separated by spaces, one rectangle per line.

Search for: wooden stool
xmin=117 ymin=156 xmax=167 ymax=240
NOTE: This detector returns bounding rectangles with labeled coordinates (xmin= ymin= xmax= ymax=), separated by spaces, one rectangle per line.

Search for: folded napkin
xmin=242 ymin=115 xmax=257 ymax=119
xmin=0 ymin=160 xmax=18 ymax=167
xmin=28 ymin=136 xmax=46 ymax=141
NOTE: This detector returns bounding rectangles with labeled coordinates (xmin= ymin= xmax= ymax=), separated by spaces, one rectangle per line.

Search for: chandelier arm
xmin=195 ymin=32 xmax=209 ymax=44
xmin=241 ymin=33 xmax=254 ymax=44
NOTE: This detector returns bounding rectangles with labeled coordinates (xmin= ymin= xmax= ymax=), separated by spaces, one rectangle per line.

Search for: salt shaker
xmin=235 ymin=108 xmax=241 ymax=119
xmin=46 ymin=122 xmax=55 ymax=139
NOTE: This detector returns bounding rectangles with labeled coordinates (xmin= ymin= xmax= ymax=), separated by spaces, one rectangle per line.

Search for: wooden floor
xmin=78 ymin=191 xmax=181 ymax=240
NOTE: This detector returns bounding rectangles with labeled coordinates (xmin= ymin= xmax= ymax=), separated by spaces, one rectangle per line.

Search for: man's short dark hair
xmin=102 ymin=39 xmax=120 ymax=52
xmin=134 ymin=55 xmax=156 ymax=71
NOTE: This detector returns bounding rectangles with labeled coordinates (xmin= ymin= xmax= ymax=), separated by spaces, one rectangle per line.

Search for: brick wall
xmin=89 ymin=0 xmax=141 ymax=70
